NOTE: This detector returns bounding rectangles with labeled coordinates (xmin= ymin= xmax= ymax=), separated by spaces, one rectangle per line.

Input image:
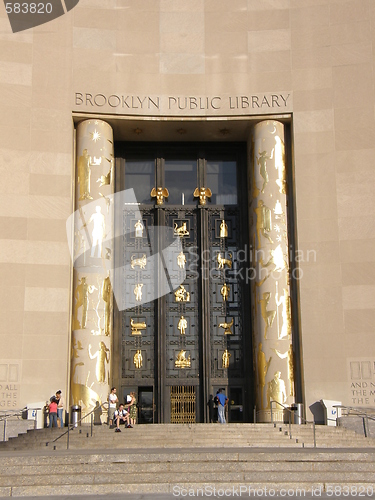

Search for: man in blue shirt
xmin=216 ymin=389 xmax=228 ymax=424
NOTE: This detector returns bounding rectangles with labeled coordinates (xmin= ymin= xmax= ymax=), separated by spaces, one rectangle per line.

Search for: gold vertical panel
xmin=71 ymin=120 xmax=114 ymax=418
xmin=170 ymin=386 xmax=196 ymax=424
xmin=249 ymin=120 xmax=295 ymax=423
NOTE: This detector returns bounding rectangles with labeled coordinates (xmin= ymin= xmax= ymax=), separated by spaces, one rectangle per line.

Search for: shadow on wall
xmin=309 ymin=401 xmax=325 ymax=425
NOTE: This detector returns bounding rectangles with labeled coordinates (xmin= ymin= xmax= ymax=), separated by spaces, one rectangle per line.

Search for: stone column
xmin=249 ymin=120 xmax=295 ymax=423
xmin=70 ymin=119 xmax=114 ymax=418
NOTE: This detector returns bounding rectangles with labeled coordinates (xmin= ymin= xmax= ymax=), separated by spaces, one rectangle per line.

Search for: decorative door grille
xmin=170 ymin=386 xmax=196 ymax=423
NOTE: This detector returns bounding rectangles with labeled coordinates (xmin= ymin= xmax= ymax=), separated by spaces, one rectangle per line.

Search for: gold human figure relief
xmin=99 ymin=192 xmax=111 ymax=213
xmin=73 ymin=277 xmax=96 ymax=330
xmin=174 ymin=222 xmax=190 ymax=238
xmin=217 ymin=252 xmax=232 ymax=269
xmin=220 ymin=220 xmax=228 ymax=238
xmin=273 ymin=200 xmax=285 ymax=219
xmin=258 ymin=291 xmax=276 ymax=339
xmin=174 ymin=285 xmax=190 ymax=302
xmin=88 ymin=342 xmax=110 ymax=383
xmin=193 ymin=187 xmax=212 ymax=206
xmin=134 ymin=220 xmax=144 ymax=238
xmin=134 ymin=350 xmax=143 ymax=369
xmin=83 ymin=206 xmax=106 ymax=258
xmin=260 ymin=245 xmax=288 ymax=273
xmin=256 ymin=149 xmax=273 ymax=193
xmin=220 ymin=283 xmax=230 ymax=302
xmin=275 ymin=288 xmax=292 ymax=340
xmin=222 ymin=350 xmax=231 ymax=369
xmin=77 ymin=149 xmax=93 ymax=200
xmin=151 ymin=187 xmax=169 ymax=205
xmin=254 ymin=200 xmax=273 ymax=249
xmin=175 ymin=350 xmax=191 ymax=368
xmin=177 ymin=315 xmax=188 ymax=335
xmin=96 ymin=164 xmax=113 ymax=188
xmin=134 ymin=284 xmax=143 ymax=302
xmin=130 ymin=318 xmax=146 ymax=335
xmin=177 ymin=251 xmax=186 ymax=269
xmin=257 ymin=343 xmax=272 ymax=410
xmin=273 ymin=345 xmax=295 ymax=397
xmin=251 ymin=139 xmax=260 ymax=198
xmin=219 ymin=318 xmax=234 ymax=335
xmin=131 ymin=254 xmax=147 ymax=270
xmin=267 ymin=371 xmax=287 ymax=409
xmin=102 ymin=274 xmax=112 ymax=337
xmin=273 ymin=135 xmax=287 ymax=194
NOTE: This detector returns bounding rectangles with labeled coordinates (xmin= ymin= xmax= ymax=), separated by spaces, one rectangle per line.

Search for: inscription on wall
xmin=74 ymin=92 xmax=292 ymax=116
xmin=0 ymin=362 xmax=20 ymax=409
xmin=348 ymin=359 xmax=375 ymax=406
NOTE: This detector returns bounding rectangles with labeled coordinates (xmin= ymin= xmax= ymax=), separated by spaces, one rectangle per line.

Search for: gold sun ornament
xmin=91 ymin=129 xmax=101 ymax=142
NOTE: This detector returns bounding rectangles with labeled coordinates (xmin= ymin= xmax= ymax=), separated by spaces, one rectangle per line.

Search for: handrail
xmin=0 ymin=407 xmax=43 ymax=442
xmin=46 ymin=401 xmax=108 ymax=450
xmin=269 ymin=400 xmax=316 ymax=448
xmin=334 ymin=404 xmax=375 ymax=438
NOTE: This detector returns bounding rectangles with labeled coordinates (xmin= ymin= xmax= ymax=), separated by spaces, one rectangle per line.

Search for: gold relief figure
xmin=266 ymin=371 xmax=287 ymax=409
xmin=96 ymin=163 xmax=113 ymax=187
xmin=99 ymin=192 xmax=111 ymax=213
xmin=222 ymin=350 xmax=231 ymax=369
xmin=251 ymin=140 xmax=260 ymax=198
xmin=151 ymin=187 xmax=169 ymax=205
xmin=273 ymin=200 xmax=285 ymax=220
xmin=71 ymin=337 xmax=83 ymax=359
xmin=77 ymin=149 xmax=93 ymax=200
xmin=134 ymin=284 xmax=143 ymax=302
xmin=193 ymin=187 xmax=212 ymax=206
xmin=219 ymin=318 xmax=234 ymax=335
xmin=174 ymin=285 xmax=190 ymax=302
xmin=256 ymin=149 xmax=273 ymax=193
xmin=257 ymin=343 xmax=272 ymax=410
xmin=130 ymin=319 xmax=146 ymax=335
xmin=220 ymin=283 xmax=230 ymax=302
xmin=217 ymin=252 xmax=232 ymax=270
xmin=273 ymin=345 xmax=295 ymax=397
xmin=275 ymin=288 xmax=292 ymax=340
xmin=73 ymin=277 xmax=96 ymax=330
xmin=83 ymin=206 xmax=106 ymax=258
xmin=177 ymin=315 xmax=188 ymax=335
xmin=220 ymin=220 xmax=228 ymax=238
xmin=102 ymin=274 xmax=112 ymax=337
xmin=177 ymin=251 xmax=186 ymax=269
xmin=175 ymin=350 xmax=191 ymax=368
xmin=88 ymin=342 xmax=110 ymax=383
xmin=174 ymin=222 xmax=190 ymax=238
xmin=134 ymin=350 xmax=143 ymax=369
xmin=260 ymin=245 xmax=288 ymax=273
xmin=254 ymin=200 xmax=273 ymax=249
xmin=134 ymin=220 xmax=144 ymax=238
xmin=274 ymin=136 xmax=287 ymax=194
xmin=258 ymin=292 xmax=276 ymax=339
xmin=131 ymin=254 xmax=147 ymax=270
xmin=71 ymin=363 xmax=101 ymax=410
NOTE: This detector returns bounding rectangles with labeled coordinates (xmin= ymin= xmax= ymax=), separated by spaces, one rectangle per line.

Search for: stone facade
xmin=0 ymin=0 xmax=374 ymax=416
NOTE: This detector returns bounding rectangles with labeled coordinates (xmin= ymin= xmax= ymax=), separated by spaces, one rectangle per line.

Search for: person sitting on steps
xmin=114 ymin=403 xmax=132 ymax=432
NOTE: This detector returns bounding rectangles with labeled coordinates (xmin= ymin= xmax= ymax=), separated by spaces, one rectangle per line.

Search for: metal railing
xmin=269 ymin=400 xmax=316 ymax=448
xmin=0 ymin=407 xmax=42 ymax=442
xmin=46 ymin=402 xmax=108 ymax=450
xmin=334 ymin=405 xmax=375 ymax=438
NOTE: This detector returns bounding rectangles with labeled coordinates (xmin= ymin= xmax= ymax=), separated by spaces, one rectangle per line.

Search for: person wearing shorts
xmin=108 ymin=387 xmax=118 ymax=427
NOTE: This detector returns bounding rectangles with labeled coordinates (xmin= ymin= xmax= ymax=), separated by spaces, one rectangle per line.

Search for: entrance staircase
xmin=0 ymin=423 xmax=374 ymax=496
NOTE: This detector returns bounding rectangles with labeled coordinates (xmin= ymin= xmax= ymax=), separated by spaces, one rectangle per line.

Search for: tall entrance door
xmin=115 ymin=142 xmax=252 ymax=423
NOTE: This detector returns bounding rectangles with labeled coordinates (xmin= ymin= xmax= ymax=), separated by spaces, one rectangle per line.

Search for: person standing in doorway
xmin=216 ymin=389 xmax=228 ymax=424
xmin=55 ymin=390 xmax=65 ymax=428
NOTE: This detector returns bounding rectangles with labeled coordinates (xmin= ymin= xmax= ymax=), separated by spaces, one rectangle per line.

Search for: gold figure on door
xmin=134 ymin=284 xmax=143 ymax=302
xmin=177 ymin=315 xmax=188 ymax=335
xmin=220 ymin=283 xmax=230 ymax=302
xmin=220 ymin=220 xmax=228 ymax=238
xmin=177 ymin=251 xmax=186 ymax=269
xmin=222 ymin=350 xmax=231 ymax=368
xmin=134 ymin=350 xmax=143 ymax=369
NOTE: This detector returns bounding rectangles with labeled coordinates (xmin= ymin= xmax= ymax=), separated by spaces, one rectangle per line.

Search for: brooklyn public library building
xmin=1 ymin=0 xmax=374 ymax=425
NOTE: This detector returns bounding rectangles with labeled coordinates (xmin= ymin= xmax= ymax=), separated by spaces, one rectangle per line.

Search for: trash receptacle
xmin=71 ymin=405 xmax=81 ymax=427
xmin=292 ymin=403 xmax=305 ymax=425
xmin=320 ymin=399 xmax=341 ymax=426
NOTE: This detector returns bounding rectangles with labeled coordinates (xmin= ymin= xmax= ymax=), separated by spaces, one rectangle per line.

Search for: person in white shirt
xmin=108 ymin=387 xmax=118 ymax=427
xmin=114 ymin=404 xmax=132 ymax=432
xmin=56 ymin=390 xmax=65 ymax=428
